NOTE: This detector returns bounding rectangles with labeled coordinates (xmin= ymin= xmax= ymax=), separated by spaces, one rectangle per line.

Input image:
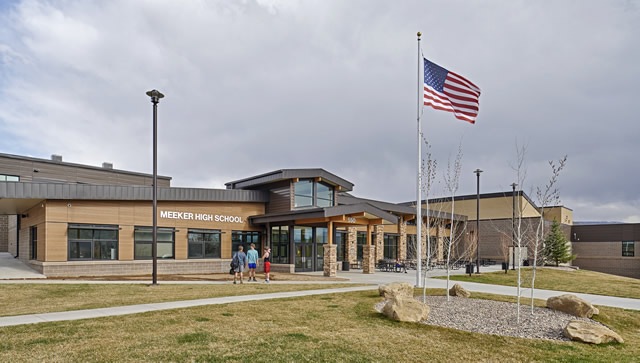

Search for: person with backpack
xmin=232 ymin=245 xmax=247 ymax=284
xmin=246 ymin=243 xmax=259 ymax=282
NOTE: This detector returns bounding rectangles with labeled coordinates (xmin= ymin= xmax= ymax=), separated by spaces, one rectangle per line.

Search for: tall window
xmin=69 ymin=224 xmax=119 ymax=260
xmin=0 ymin=174 xmax=19 ymax=182
xmin=232 ymin=231 xmax=261 ymax=254
xmin=406 ymin=234 xmax=417 ymax=259
xmin=188 ymin=229 xmax=221 ymax=259
xmin=622 ymin=241 xmax=635 ymax=257
xmin=134 ymin=227 xmax=174 ymax=259
xmin=293 ymin=179 xmax=335 ymax=208
xmin=383 ymin=234 xmax=398 ymax=260
xmin=316 ymin=182 xmax=334 ymax=207
xmin=335 ymin=231 xmax=347 ymax=261
xmin=294 ymin=180 xmax=314 ymax=208
xmin=271 ymin=226 xmax=289 ymax=264
xmin=30 ymin=226 xmax=37 ymax=260
xmin=356 ymin=231 xmax=366 ymax=260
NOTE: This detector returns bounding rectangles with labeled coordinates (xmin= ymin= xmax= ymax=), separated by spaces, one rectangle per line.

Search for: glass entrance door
xmin=295 ymin=244 xmax=313 ymax=272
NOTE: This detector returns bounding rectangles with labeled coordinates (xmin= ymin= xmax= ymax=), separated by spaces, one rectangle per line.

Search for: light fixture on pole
xmin=510 ymin=182 xmax=518 ymax=271
xmin=146 ymin=89 xmax=164 ymax=286
xmin=473 ymin=169 xmax=482 ymax=274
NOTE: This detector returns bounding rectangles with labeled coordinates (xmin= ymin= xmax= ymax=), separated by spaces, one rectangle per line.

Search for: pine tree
xmin=543 ymin=220 xmax=575 ymax=266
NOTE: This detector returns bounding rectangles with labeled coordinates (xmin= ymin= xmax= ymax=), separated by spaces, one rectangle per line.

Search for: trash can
xmin=465 ymin=263 xmax=474 ymax=274
xmin=523 ymin=260 xmax=530 ymax=267
xmin=501 ymin=262 xmax=508 ymax=271
xmin=342 ymin=260 xmax=350 ymax=271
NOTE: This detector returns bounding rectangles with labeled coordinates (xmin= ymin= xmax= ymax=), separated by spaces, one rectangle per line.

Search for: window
xmin=69 ymin=224 xmax=119 ymax=260
xmin=622 ymin=241 xmax=635 ymax=257
xmin=134 ymin=227 xmax=174 ymax=259
xmin=30 ymin=226 xmax=37 ymax=260
xmin=293 ymin=179 xmax=335 ymax=208
xmin=294 ymin=180 xmax=314 ymax=208
xmin=293 ymin=226 xmax=313 ymax=243
xmin=356 ymin=231 xmax=367 ymax=260
xmin=316 ymin=182 xmax=334 ymax=207
xmin=383 ymin=234 xmax=398 ymax=260
xmin=232 ymin=231 xmax=261 ymax=255
xmin=0 ymin=174 xmax=19 ymax=182
xmin=335 ymin=231 xmax=347 ymax=261
xmin=188 ymin=229 xmax=221 ymax=259
xmin=271 ymin=226 xmax=289 ymax=264
xmin=406 ymin=234 xmax=417 ymax=259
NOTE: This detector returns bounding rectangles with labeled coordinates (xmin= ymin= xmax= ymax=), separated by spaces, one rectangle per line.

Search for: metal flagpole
xmin=416 ymin=31 xmax=423 ymax=287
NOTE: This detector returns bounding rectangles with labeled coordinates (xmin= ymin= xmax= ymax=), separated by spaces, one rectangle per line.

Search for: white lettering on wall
xmin=160 ymin=210 xmax=244 ymax=223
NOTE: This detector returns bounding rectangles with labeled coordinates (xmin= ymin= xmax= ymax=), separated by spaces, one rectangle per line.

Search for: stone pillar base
xmin=362 ymin=245 xmax=376 ymax=274
xmin=323 ymin=244 xmax=337 ymax=277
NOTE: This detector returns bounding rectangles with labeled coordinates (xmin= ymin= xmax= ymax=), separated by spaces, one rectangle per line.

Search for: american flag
xmin=423 ymin=58 xmax=481 ymax=124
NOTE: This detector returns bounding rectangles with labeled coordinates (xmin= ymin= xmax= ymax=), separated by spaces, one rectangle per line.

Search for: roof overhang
xmin=225 ymin=169 xmax=354 ymax=192
xmin=250 ymin=202 xmax=398 ymax=225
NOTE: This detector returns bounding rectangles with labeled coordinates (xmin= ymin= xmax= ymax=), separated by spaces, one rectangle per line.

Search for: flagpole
xmin=416 ymin=31 xmax=423 ymax=287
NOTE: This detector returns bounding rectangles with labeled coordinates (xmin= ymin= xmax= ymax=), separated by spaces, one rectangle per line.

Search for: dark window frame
xmin=231 ymin=231 xmax=262 ymax=255
xmin=383 ymin=233 xmax=399 ymax=260
xmin=134 ymin=226 xmax=175 ymax=260
xmin=0 ymin=174 xmax=20 ymax=182
xmin=187 ymin=229 xmax=222 ymax=259
xmin=68 ymin=224 xmax=119 ymax=261
xmin=271 ymin=225 xmax=290 ymax=264
xmin=622 ymin=241 xmax=635 ymax=257
xmin=30 ymin=226 xmax=37 ymax=260
xmin=293 ymin=179 xmax=335 ymax=209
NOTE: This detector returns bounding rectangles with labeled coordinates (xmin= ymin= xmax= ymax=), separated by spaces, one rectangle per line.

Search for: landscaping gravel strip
xmin=375 ymin=296 xmax=601 ymax=341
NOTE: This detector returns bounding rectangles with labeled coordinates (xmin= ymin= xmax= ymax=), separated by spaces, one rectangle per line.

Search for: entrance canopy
xmin=250 ymin=202 xmax=398 ymax=226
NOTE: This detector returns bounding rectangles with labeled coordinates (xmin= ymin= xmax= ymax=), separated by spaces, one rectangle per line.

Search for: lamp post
xmin=510 ymin=182 xmax=518 ymax=270
xmin=146 ymin=89 xmax=164 ymax=285
xmin=474 ymin=169 xmax=482 ymax=273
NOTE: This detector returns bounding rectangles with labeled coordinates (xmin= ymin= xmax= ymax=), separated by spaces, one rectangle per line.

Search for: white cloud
xmin=0 ymin=0 xmax=638 ymax=223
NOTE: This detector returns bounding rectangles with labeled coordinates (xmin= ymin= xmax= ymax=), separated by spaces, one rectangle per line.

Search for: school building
xmin=1 ymin=151 xmax=638 ymax=279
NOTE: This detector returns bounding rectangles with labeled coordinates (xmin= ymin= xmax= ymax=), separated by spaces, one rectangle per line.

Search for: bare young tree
xmin=420 ymin=138 xmax=437 ymax=301
xmin=511 ymin=141 xmax=528 ymax=324
xmin=443 ymin=143 xmax=464 ymax=301
xmin=529 ymin=155 xmax=567 ymax=313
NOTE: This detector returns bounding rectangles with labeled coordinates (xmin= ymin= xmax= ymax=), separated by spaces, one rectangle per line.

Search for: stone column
xmin=363 ymin=245 xmax=376 ymax=274
xmin=323 ymin=244 xmax=337 ymax=277
xmin=398 ymin=217 xmax=407 ymax=260
xmin=375 ymin=225 xmax=384 ymax=261
xmin=363 ymin=224 xmax=375 ymax=274
xmin=347 ymin=227 xmax=357 ymax=263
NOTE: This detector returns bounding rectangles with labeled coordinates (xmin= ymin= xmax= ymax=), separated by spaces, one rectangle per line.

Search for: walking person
xmin=247 ymin=243 xmax=259 ymax=282
xmin=262 ymin=247 xmax=271 ymax=283
xmin=232 ymin=245 xmax=247 ymax=284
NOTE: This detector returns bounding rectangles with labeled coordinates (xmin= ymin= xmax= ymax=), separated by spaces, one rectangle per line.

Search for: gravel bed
xmin=375 ymin=296 xmax=600 ymax=341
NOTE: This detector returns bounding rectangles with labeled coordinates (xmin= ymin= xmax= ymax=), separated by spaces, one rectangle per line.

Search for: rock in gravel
xmin=546 ymin=294 xmax=599 ymax=318
xmin=382 ymin=297 xmax=430 ymax=322
xmin=448 ymin=283 xmax=471 ymax=298
xmin=379 ymin=282 xmax=414 ymax=299
xmin=564 ymin=320 xmax=623 ymax=344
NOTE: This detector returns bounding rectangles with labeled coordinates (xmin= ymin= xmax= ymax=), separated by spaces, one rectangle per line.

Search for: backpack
xmin=230 ymin=253 xmax=239 ymax=269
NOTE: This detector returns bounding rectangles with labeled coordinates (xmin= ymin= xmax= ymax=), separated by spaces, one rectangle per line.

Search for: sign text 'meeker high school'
xmin=160 ymin=210 xmax=244 ymax=223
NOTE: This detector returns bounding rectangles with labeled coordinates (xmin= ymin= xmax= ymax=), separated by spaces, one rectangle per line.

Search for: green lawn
xmin=0 ymin=288 xmax=637 ymax=362
xmin=436 ymin=268 xmax=640 ymax=299
xmin=0 ymin=283 xmax=364 ymax=317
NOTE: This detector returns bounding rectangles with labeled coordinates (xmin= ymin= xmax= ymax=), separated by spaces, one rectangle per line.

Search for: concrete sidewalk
xmin=0 ymin=253 xmax=46 ymax=279
xmin=0 ymin=285 xmax=377 ymax=328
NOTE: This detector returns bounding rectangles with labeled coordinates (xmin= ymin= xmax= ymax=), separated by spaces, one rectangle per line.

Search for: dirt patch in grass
xmin=0 ymin=283 xmax=364 ymax=317
xmin=0 ymin=288 xmax=637 ymax=361
xmin=436 ymin=267 xmax=640 ymax=299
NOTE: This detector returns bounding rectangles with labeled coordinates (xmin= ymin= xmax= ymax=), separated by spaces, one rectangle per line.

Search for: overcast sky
xmin=0 ymin=0 xmax=638 ymax=222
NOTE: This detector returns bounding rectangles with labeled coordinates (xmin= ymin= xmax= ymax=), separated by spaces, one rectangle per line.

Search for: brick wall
xmin=0 ymin=215 xmax=7 ymax=252
xmin=572 ymin=241 xmax=639 ymax=279
xmin=7 ymin=215 xmax=17 ymax=256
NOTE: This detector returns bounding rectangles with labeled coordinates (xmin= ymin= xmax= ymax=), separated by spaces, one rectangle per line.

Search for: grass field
xmin=0 ymin=283 xmax=363 ymax=317
xmin=0 ymin=288 xmax=637 ymax=362
xmin=435 ymin=268 xmax=640 ymax=299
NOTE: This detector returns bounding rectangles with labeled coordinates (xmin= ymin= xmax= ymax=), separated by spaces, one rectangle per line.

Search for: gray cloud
xmin=0 ymin=0 xmax=638 ymax=222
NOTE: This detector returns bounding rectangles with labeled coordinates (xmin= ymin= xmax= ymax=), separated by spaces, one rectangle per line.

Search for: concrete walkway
xmin=0 ymin=285 xmax=377 ymax=328
xmin=0 ymin=252 xmax=46 ymax=279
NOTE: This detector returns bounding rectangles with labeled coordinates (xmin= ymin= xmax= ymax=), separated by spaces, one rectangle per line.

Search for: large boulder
xmin=564 ymin=320 xmax=624 ymax=344
xmin=379 ymin=282 xmax=414 ymax=299
xmin=382 ymin=297 xmax=430 ymax=322
xmin=449 ymin=283 xmax=471 ymax=298
xmin=547 ymin=294 xmax=599 ymax=318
